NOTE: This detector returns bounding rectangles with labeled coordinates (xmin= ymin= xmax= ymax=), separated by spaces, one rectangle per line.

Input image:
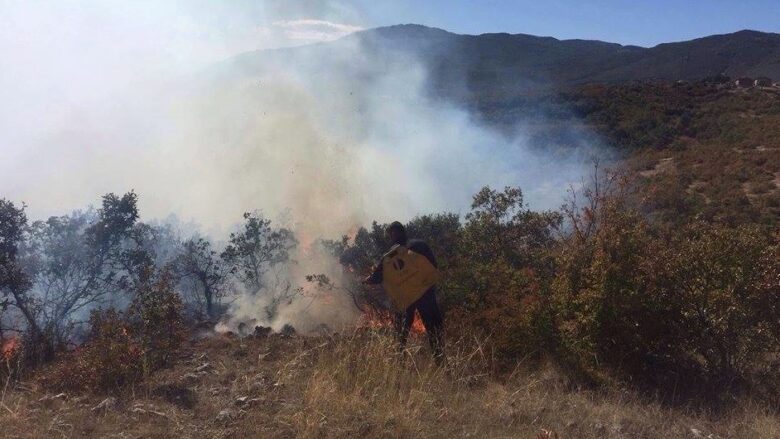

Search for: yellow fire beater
xmin=381 ymin=244 xmax=439 ymax=311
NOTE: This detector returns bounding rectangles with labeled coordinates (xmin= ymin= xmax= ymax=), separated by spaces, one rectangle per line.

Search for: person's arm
xmin=363 ymin=261 xmax=383 ymax=285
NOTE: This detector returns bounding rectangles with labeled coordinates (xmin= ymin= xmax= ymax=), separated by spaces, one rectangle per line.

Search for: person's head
xmin=386 ymin=221 xmax=407 ymax=245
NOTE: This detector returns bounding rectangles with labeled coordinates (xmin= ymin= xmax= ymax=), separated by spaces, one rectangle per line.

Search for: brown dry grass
xmin=1 ymin=330 xmax=779 ymax=438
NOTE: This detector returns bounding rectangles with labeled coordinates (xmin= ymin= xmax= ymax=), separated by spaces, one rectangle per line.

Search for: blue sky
xmin=351 ymin=0 xmax=780 ymax=47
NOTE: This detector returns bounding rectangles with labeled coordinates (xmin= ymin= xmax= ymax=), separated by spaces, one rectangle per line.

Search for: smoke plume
xmin=1 ymin=1 xmax=599 ymax=332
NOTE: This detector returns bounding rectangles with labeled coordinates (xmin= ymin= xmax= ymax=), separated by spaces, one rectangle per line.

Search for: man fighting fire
xmin=363 ymin=221 xmax=445 ymax=363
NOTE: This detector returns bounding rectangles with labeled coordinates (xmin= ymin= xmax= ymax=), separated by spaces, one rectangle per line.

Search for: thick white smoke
xmin=1 ymin=1 xmax=598 ymax=332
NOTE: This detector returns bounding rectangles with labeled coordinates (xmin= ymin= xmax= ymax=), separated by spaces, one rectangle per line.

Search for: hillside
xmin=482 ymin=80 xmax=780 ymax=226
xmin=226 ymin=25 xmax=780 ymax=105
xmin=2 ymin=330 xmax=778 ymax=439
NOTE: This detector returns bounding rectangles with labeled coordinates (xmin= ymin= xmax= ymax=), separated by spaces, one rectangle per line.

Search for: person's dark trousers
xmin=394 ymin=287 xmax=445 ymax=363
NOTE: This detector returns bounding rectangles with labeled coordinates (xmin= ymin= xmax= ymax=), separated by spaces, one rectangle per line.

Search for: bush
xmin=551 ymin=176 xmax=780 ymax=393
xmin=42 ymin=309 xmax=144 ymax=391
xmin=446 ymin=187 xmax=561 ymax=359
xmin=129 ymin=269 xmax=186 ymax=372
xmin=40 ymin=269 xmax=185 ymax=393
xmin=649 ymin=223 xmax=780 ymax=382
xmin=552 ymin=189 xmax=664 ymax=378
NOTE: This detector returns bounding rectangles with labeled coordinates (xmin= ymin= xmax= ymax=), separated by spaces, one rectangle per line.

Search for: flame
xmin=1 ymin=337 xmax=21 ymax=361
xmin=359 ymin=306 xmax=394 ymax=329
xmin=410 ymin=312 xmax=426 ymax=334
xmin=358 ymin=307 xmax=426 ymax=335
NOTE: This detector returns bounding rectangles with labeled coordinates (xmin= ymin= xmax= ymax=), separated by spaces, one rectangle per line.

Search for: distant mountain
xmin=224 ymin=24 xmax=780 ymax=107
xmin=361 ymin=24 xmax=780 ymax=80
xmin=354 ymin=25 xmax=780 ymax=99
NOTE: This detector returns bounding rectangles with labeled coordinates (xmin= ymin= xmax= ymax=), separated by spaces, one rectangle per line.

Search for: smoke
xmin=1 ymin=1 xmax=600 ymax=332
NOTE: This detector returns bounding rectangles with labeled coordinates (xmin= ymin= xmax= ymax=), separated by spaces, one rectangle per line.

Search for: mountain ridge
xmin=354 ymin=24 xmax=780 ymax=84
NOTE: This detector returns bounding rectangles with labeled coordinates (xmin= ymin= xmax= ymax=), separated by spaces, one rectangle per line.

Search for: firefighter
xmin=363 ymin=221 xmax=445 ymax=363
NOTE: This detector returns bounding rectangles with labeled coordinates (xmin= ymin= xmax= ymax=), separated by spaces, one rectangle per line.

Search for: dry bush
xmin=39 ymin=270 xmax=185 ymax=393
xmin=128 ymin=269 xmax=186 ymax=373
xmin=269 ymin=331 xmax=780 ymax=438
xmin=40 ymin=309 xmax=144 ymax=392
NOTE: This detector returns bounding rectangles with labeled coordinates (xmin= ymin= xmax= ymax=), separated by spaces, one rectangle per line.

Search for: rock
xmin=91 ymin=396 xmax=118 ymax=412
xmin=216 ymin=408 xmax=235 ymax=423
xmin=131 ymin=403 xmax=167 ymax=417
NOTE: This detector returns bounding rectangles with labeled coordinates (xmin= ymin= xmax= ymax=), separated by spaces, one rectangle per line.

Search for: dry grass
xmin=0 ymin=330 xmax=778 ymax=438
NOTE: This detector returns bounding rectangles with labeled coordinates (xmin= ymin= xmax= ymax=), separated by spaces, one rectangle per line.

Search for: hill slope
xmin=226 ymin=24 xmax=780 ymax=102
xmin=2 ymin=330 xmax=778 ymax=438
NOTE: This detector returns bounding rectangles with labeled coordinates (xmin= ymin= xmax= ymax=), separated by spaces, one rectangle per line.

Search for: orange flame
xmin=358 ymin=307 xmax=426 ymax=335
xmin=410 ymin=312 xmax=426 ymax=334
xmin=1 ymin=337 xmax=21 ymax=361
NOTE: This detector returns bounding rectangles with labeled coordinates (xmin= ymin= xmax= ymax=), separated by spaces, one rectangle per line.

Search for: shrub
xmin=447 ymin=187 xmax=561 ymax=359
xmin=649 ymin=223 xmax=780 ymax=382
xmin=551 ymin=190 xmax=663 ymax=378
xmin=551 ymin=176 xmax=780 ymax=393
xmin=40 ymin=269 xmax=185 ymax=393
xmin=129 ymin=269 xmax=186 ymax=372
xmin=42 ymin=309 xmax=143 ymax=391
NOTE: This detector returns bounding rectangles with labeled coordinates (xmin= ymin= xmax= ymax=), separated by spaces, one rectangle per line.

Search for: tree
xmin=175 ymin=237 xmax=227 ymax=319
xmin=450 ymin=187 xmax=562 ymax=357
xmin=0 ymin=199 xmax=32 ymax=341
xmin=221 ymin=212 xmax=296 ymax=295
xmin=14 ymin=192 xmax=140 ymax=355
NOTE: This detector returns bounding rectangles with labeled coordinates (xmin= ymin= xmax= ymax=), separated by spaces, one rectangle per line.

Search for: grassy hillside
xmin=566 ymin=81 xmax=780 ymax=226
xmin=475 ymin=79 xmax=780 ymax=227
xmin=2 ymin=330 xmax=779 ymax=439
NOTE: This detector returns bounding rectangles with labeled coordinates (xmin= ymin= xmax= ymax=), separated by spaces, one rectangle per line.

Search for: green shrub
xmin=551 ymin=179 xmax=779 ymax=391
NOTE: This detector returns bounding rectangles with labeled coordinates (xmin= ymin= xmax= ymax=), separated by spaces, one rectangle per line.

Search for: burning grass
xmin=358 ymin=307 xmax=427 ymax=335
xmin=1 ymin=328 xmax=779 ymax=438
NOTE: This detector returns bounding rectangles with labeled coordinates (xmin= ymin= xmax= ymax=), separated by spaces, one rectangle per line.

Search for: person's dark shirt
xmin=365 ymin=239 xmax=437 ymax=285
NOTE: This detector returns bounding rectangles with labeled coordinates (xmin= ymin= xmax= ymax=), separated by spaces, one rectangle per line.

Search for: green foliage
xmin=221 ymin=212 xmax=297 ymax=295
xmin=650 ymin=223 xmax=779 ymax=380
xmin=0 ymin=199 xmax=30 ymax=318
xmin=14 ymin=192 xmax=141 ymax=360
xmin=551 ymin=175 xmax=780 ymax=390
xmin=445 ymin=187 xmax=562 ymax=358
